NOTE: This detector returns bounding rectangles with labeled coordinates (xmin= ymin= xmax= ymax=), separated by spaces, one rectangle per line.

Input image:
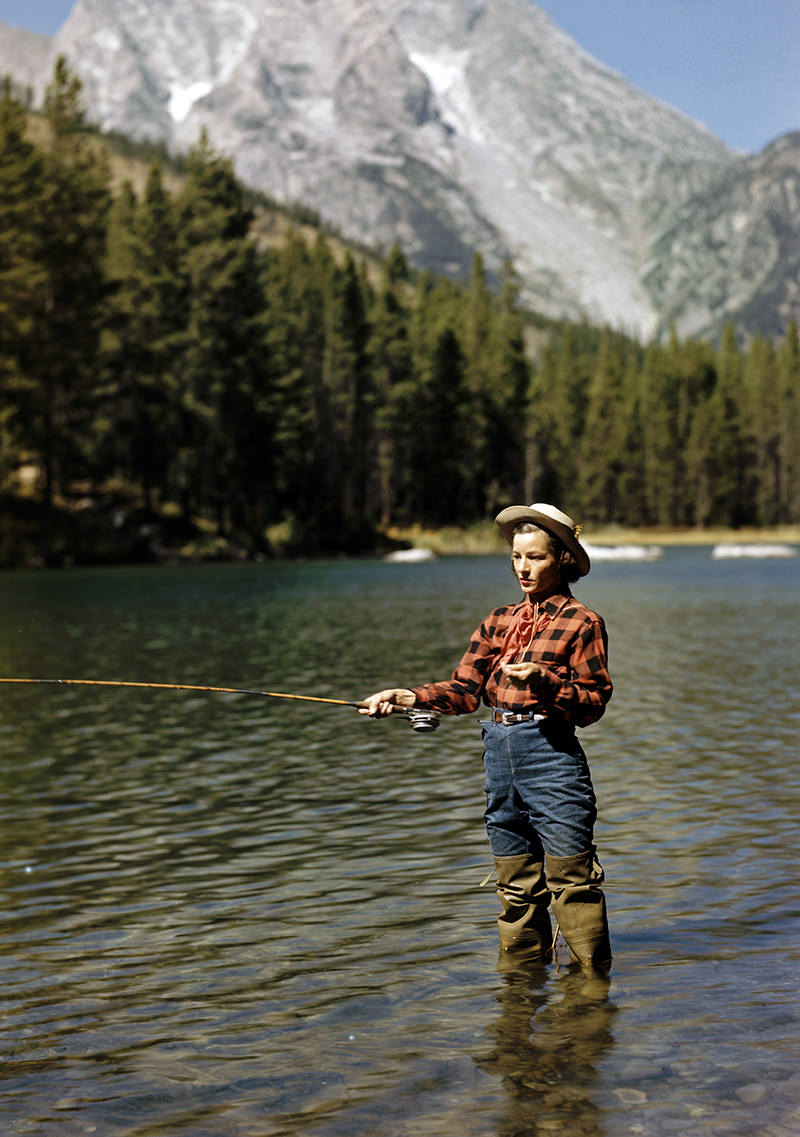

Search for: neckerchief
xmin=498 ymin=594 xmax=571 ymax=664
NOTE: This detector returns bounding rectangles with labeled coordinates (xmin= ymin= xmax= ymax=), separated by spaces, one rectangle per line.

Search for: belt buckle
xmin=492 ymin=708 xmax=542 ymax=725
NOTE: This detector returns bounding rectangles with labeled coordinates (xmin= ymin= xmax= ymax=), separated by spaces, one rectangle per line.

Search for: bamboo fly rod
xmin=0 ymin=678 xmax=441 ymax=731
xmin=0 ymin=677 xmax=360 ymax=705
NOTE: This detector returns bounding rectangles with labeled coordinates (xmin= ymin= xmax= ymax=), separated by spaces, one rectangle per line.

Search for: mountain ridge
xmin=2 ymin=0 xmax=798 ymax=340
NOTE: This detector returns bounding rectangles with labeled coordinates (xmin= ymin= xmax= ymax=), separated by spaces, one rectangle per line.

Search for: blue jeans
xmin=481 ymin=718 xmax=597 ymax=858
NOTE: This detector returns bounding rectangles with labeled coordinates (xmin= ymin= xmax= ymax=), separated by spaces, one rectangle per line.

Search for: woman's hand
xmin=358 ymin=688 xmax=417 ymax=717
xmin=500 ymin=661 xmax=557 ymax=692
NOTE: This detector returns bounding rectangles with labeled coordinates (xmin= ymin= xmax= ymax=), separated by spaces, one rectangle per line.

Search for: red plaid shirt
xmin=410 ymin=592 xmax=611 ymax=727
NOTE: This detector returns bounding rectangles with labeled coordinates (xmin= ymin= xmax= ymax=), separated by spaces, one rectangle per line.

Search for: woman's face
xmin=511 ymin=529 xmax=561 ymax=598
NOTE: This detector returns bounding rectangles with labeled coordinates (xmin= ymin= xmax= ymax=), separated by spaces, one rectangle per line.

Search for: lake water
xmin=1 ymin=549 xmax=798 ymax=1137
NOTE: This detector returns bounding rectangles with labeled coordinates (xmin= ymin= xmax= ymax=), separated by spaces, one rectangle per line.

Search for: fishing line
xmin=0 ymin=678 xmax=441 ymax=732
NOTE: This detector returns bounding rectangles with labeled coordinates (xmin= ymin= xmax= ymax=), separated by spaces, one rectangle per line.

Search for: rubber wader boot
xmin=545 ymin=850 xmax=612 ymax=972
xmin=493 ymin=854 xmax=553 ymax=960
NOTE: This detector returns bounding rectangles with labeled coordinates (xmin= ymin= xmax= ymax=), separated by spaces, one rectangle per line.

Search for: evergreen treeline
xmin=1 ymin=65 xmax=799 ymax=562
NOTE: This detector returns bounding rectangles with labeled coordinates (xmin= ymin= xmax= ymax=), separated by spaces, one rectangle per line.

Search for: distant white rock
xmin=711 ymin=543 xmax=797 ymax=559
xmin=585 ymin=544 xmax=663 ymax=562
xmin=383 ymin=548 xmax=436 ymax=563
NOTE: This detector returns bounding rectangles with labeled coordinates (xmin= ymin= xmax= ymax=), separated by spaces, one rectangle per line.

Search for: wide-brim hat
xmin=495 ymin=502 xmax=591 ymax=577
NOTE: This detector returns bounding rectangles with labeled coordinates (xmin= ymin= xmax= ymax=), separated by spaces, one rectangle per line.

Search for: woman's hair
xmin=511 ymin=522 xmax=582 ymax=584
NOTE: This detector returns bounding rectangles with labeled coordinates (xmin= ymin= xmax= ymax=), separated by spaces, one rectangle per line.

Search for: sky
xmin=1 ymin=0 xmax=798 ymax=153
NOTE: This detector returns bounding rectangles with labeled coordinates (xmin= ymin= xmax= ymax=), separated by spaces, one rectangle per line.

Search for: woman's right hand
xmin=359 ymin=688 xmax=416 ymax=717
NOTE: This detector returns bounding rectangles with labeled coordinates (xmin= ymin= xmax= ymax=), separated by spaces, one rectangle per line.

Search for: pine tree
xmin=261 ymin=229 xmax=321 ymax=536
xmin=712 ymin=323 xmax=745 ymax=525
xmin=639 ymin=330 xmax=715 ymax=526
xmin=614 ymin=353 xmax=647 ymax=526
xmin=527 ymin=325 xmax=593 ymax=512
xmin=326 ymin=251 xmax=374 ymax=543
xmin=739 ymin=334 xmax=773 ymax=524
xmin=32 ymin=58 xmax=111 ymax=507
xmin=579 ymin=330 xmax=634 ymax=523
xmin=525 ymin=340 xmax=556 ymax=504
xmin=103 ymin=163 xmax=187 ymax=509
xmin=775 ymin=321 xmax=800 ymax=523
xmin=413 ymin=323 xmax=468 ymax=526
xmin=639 ymin=340 xmax=679 ymax=525
xmin=368 ymin=243 xmax=414 ymax=526
xmin=460 ymin=253 xmax=495 ymax=511
xmin=0 ymin=81 xmax=46 ymax=487
xmin=173 ymin=130 xmax=271 ymax=545
xmin=479 ymin=261 xmax=530 ymax=513
xmin=682 ymin=335 xmax=730 ymax=526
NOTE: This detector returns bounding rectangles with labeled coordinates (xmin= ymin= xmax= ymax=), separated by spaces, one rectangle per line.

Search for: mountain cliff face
xmin=0 ymin=23 xmax=50 ymax=92
xmin=2 ymin=0 xmax=798 ymax=340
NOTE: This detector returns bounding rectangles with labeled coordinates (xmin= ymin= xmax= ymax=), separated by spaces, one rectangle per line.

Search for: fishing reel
xmin=398 ymin=707 xmax=441 ymax=733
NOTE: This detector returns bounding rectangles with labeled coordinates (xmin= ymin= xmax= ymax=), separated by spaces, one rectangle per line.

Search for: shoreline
xmin=386 ymin=522 xmax=800 ymax=557
xmin=584 ymin=525 xmax=800 ymax=547
xmin=2 ymin=505 xmax=798 ymax=569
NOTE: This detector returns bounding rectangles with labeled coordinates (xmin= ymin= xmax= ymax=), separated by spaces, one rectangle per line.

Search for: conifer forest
xmin=1 ymin=64 xmax=799 ymax=564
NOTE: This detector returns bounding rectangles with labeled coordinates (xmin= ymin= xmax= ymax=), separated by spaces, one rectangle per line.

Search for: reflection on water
xmin=1 ymin=550 xmax=799 ymax=1135
xmin=476 ymin=966 xmax=615 ymax=1136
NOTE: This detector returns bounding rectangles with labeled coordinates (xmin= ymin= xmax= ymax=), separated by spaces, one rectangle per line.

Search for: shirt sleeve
xmin=540 ymin=615 xmax=612 ymax=727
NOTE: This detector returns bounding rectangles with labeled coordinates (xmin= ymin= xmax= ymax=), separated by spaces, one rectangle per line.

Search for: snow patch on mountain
xmin=408 ymin=48 xmax=485 ymax=142
xmin=168 ymin=81 xmax=213 ymax=123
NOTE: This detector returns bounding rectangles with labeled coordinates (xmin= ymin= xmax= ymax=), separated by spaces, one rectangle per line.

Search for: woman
xmin=361 ymin=503 xmax=613 ymax=970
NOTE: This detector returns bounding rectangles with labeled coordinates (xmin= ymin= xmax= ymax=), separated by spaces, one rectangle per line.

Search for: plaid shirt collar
xmin=507 ymin=590 xmax=574 ymax=619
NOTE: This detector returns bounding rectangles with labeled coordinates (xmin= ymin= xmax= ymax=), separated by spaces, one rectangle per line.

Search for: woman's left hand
xmin=500 ymin=661 xmax=555 ymax=690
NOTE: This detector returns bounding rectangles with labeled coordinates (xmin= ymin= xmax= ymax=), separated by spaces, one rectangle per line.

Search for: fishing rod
xmin=0 ymin=678 xmax=441 ymax=733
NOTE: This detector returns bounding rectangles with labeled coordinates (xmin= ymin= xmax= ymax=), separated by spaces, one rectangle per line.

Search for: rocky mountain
xmin=2 ymin=0 xmax=798 ymax=341
xmin=0 ymin=22 xmax=50 ymax=93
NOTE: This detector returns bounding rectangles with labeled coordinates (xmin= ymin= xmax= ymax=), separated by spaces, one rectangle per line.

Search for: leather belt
xmin=488 ymin=708 xmax=545 ymax=725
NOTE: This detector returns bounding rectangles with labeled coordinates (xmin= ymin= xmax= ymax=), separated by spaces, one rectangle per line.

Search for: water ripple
xmin=1 ymin=552 xmax=798 ymax=1135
